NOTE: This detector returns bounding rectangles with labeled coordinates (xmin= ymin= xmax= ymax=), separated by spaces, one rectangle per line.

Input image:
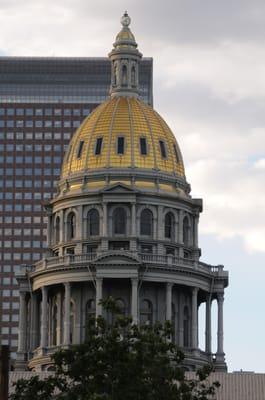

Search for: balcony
xmin=33 ymin=251 xmax=227 ymax=279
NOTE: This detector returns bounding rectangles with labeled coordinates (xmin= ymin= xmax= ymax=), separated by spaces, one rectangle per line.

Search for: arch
xmin=183 ymin=305 xmax=190 ymax=347
xmin=113 ymin=207 xmax=127 ymax=235
xmin=122 ymin=64 xmax=127 ymax=86
xmin=113 ymin=63 xmax=117 ymax=86
xmin=131 ymin=65 xmax=136 ymax=86
xmin=87 ymin=209 xmax=100 ymax=237
xmin=165 ymin=212 xmax=174 ymax=240
xmin=67 ymin=212 xmax=76 ymax=240
xmin=183 ymin=216 xmax=189 ymax=246
xmin=55 ymin=216 xmax=60 ymax=243
xmin=140 ymin=209 xmax=153 ymax=236
xmin=140 ymin=299 xmax=153 ymax=325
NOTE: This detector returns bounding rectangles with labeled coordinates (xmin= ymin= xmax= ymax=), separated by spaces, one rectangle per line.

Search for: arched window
xmin=51 ymin=303 xmax=57 ymax=346
xmin=165 ymin=212 xmax=174 ymax=239
xmin=70 ymin=301 xmax=75 ymax=344
xmin=122 ymin=65 xmax=127 ymax=85
xmin=113 ymin=64 xmax=117 ymax=85
xmin=55 ymin=216 xmax=60 ymax=243
xmin=85 ymin=299 xmax=96 ymax=339
xmin=87 ymin=209 xmax=100 ymax=236
xmin=113 ymin=207 xmax=126 ymax=235
xmin=183 ymin=216 xmax=189 ymax=246
xmin=172 ymin=303 xmax=176 ymax=343
xmin=67 ymin=212 xmax=76 ymax=240
xmin=140 ymin=209 xmax=153 ymax=236
xmin=131 ymin=66 xmax=136 ymax=86
xmin=183 ymin=306 xmax=190 ymax=347
xmin=140 ymin=299 xmax=153 ymax=325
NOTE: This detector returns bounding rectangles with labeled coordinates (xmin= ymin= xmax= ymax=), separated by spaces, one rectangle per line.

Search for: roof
xmin=9 ymin=372 xmax=265 ymax=399
xmin=61 ymin=96 xmax=185 ymax=179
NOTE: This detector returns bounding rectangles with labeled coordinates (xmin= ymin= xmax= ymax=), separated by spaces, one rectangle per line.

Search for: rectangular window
xmin=159 ymin=140 xmax=167 ymax=159
xmin=117 ymin=136 xmax=125 ymax=155
xmin=77 ymin=141 xmax=84 ymax=158
xmin=140 ymin=137 xmax=147 ymax=155
xmin=95 ymin=137 xmax=103 ymax=155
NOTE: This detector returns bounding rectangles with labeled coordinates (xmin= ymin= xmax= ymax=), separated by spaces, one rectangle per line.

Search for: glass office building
xmin=0 ymin=56 xmax=153 ymax=360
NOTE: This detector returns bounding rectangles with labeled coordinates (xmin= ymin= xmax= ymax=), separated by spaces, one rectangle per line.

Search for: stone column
xmin=178 ymin=210 xmax=184 ymax=258
xmin=56 ymin=291 xmax=62 ymax=346
xmin=166 ymin=283 xmax=173 ymax=321
xmin=46 ymin=215 xmax=52 ymax=247
xmin=96 ymin=278 xmax=103 ymax=318
xmin=205 ymin=294 xmax=212 ymax=353
xmin=131 ymin=278 xmax=138 ymax=324
xmin=30 ymin=292 xmax=38 ymax=351
xmin=217 ymin=293 xmax=224 ymax=354
xmin=18 ymin=292 xmax=27 ymax=353
xmin=63 ymin=283 xmax=71 ymax=346
xmin=131 ymin=203 xmax=136 ymax=236
xmin=40 ymin=286 xmax=48 ymax=348
xmin=157 ymin=205 xmax=163 ymax=242
xmin=191 ymin=287 xmax=198 ymax=349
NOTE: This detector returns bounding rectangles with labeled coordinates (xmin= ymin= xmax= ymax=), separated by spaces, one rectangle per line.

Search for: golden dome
xmin=61 ymin=96 xmax=185 ymax=179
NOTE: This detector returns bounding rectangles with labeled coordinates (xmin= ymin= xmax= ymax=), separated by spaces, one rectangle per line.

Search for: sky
xmin=0 ymin=0 xmax=264 ymax=372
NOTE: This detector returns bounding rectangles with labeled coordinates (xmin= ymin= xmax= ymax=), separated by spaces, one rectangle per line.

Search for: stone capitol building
xmin=15 ymin=12 xmax=229 ymax=373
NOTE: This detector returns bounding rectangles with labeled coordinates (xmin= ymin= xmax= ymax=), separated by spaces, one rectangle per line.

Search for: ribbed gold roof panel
xmin=61 ymin=97 xmax=185 ymax=179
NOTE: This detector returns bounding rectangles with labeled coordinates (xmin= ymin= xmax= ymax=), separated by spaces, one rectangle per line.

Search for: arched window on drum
xmin=55 ymin=216 xmax=60 ymax=243
xmin=183 ymin=216 xmax=189 ymax=246
xmin=113 ymin=207 xmax=127 ymax=235
xmin=87 ymin=209 xmax=100 ymax=237
xmin=140 ymin=209 xmax=153 ymax=237
xmin=165 ymin=212 xmax=174 ymax=240
xmin=67 ymin=212 xmax=76 ymax=240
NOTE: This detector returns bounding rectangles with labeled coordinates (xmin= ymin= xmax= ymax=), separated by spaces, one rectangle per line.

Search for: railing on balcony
xmin=33 ymin=251 xmax=226 ymax=276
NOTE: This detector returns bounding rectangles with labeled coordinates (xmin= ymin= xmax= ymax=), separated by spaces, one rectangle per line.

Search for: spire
xmin=109 ymin=12 xmax=142 ymax=98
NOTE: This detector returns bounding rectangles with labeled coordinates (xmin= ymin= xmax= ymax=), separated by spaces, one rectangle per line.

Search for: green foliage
xmin=11 ymin=297 xmax=220 ymax=400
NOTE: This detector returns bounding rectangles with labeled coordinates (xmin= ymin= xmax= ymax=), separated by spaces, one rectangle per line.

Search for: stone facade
xmin=15 ymin=13 xmax=228 ymax=372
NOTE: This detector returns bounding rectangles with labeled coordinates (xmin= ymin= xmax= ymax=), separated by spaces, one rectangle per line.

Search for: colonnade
xmin=17 ymin=282 xmax=225 ymax=360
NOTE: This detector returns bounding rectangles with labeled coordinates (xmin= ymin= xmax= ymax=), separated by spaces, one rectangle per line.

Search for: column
xmin=56 ymin=291 xmax=62 ymax=346
xmin=205 ymin=294 xmax=212 ymax=353
xmin=96 ymin=278 xmax=103 ymax=318
xmin=63 ymin=283 xmax=71 ymax=345
xmin=30 ymin=292 xmax=38 ymax=351
xmin=47 ymin=215 xmax=52 ymax=247
xmin=217 ymin=293 xmax=224 ymax=354
xmin=191 ymin=287 xmax=198 ymax=349
xmin=40 ymin=286 xmax=48 ymax=348
xmin=131 ymin=278 xmax=138 ymax=324
xmin=59 ymin=210 xmax=64 ymax=242
xmin=17 ymin=292 xmax=27 ymax=352
xmin=166 ymin=283 xmax=173 ymax=321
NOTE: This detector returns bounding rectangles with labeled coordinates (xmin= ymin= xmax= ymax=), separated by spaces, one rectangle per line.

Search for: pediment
xmin=100 ymin=182 xmax=138 ymax=194
xmin=93 ymin=251 xmax=141 ymax=265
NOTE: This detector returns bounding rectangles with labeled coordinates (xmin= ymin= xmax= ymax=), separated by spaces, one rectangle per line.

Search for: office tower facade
xmin=0 ymin=56 xmax=153 ymax=360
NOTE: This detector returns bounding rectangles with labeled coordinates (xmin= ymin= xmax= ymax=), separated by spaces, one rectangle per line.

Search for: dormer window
xmin=173 ymin=144 xmax=179 ymax=163
xmin=159 ymin=140 xmax=167 ymax=159
xmin=117 ymin=136 xmax=125 ymax=155
xmin=77 ymin=140 xmax=84 ymax=159
xmin=95 ymin=137 xmax=103 ymax=155
xmin=140 ymin=137 xmax=147 ymax=155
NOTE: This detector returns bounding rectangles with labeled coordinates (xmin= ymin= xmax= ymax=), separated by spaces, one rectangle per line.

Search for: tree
xmin=11 ymin=298 xmax=220 ymax=400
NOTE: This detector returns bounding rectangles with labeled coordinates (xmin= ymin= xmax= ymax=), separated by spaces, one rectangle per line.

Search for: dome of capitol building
xmin=15 ymin=12 xmax=228 ymax=372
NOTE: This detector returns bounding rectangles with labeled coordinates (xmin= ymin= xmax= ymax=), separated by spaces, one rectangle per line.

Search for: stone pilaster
xmin=63 ymin=283 xmax=71 ymax=345
xmin=191 ymin=287 xmax=198 ymax=349
xmin=131 ymin=278 xmax=138 ymax=324
xmin=96 ymin=278 xmax=103 ymax=317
